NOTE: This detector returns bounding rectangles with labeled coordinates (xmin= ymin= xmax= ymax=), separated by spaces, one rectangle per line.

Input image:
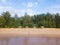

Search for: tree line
xmin=0 ymin=11 xmax=60 ymax=28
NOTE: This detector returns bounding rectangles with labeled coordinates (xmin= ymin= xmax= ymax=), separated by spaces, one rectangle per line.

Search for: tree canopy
xmin=0 ymin=11 xmax=60 ymax=28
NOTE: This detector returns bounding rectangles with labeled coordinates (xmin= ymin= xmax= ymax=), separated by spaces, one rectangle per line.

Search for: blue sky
xmin=0 ymin=0 xmax=60 ymax=17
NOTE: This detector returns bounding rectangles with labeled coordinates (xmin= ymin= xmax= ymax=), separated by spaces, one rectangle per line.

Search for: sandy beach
xmin=0 ymin=28 xmax=60 ymax=38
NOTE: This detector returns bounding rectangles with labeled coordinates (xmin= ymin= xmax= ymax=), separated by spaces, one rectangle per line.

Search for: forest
xmin=0 ymin=11 xmax=60 ymax=28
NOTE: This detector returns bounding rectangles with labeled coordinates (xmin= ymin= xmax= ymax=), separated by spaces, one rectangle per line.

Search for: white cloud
xmin=22 ymin=2 xmax=38 ymax=15
xmin=37 ymin=0 xmax=47 ymax=3
xmin=1 ymin=0 xmax=12 ymax=5
xmin=0 ymin=6 xmax=26 ymax=17
xmin=0 ymin=6 xmax=12 ymax=15
xmin=53 ymin=5 xmax=60 ymax=9
xmin=22 ymin=2 xmax=38 ymax=8
xmin=1 ymin=0 xmax=7 ymax=3
xmin=27 ymin=2 xmax=33 ymax=8
xmin=20 ymin=2 xmax=38 ymax=16
xmin=26 ymin=8 xmax=35 ymax=16
xmin=8 ymin=9 xmax=26 ymax=17
xmin=45 ymin=5 xmax=60 ymax=14
xmin=27 ymin=2 xmax=38 ymax=8
xmin=27 ymin=2 xmax=38 ymax=15
xmin=0 ymin=5 xmax=36 ymax=16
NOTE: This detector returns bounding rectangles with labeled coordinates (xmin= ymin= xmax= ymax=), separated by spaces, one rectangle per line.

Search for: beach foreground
xmin=0 ymin=28 xmax=60 ymax=45
xmin=0 ymin=28 xmax=60 ymax=38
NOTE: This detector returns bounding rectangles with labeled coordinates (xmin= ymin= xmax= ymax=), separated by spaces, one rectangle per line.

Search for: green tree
xmin=13 ymin=14 xmax=20 ymax=28
xmin=45 ymin=13 xmax=52 ymax=28
xmin=55 ymin=13 xmax=60 ymax=28
xmin=0 ymin=16 xmax=5 ymax=27
xmin=2 ymin=11 xmax=11 ymax=28
xmin=37 ymin=14 xmax=45 ymax=27
xmin=22 ymin=13 xmax=34 ymax=28
xmin=8 ymin=17 xmax=15 ymax=28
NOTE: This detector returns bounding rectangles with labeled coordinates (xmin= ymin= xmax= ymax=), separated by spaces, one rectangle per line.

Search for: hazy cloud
xmin=27 ymin=2 xmax=38 ymax=8
xmin=0 ymin=0 xmax=60 ymax=16
xmin=0 ymin=6 xmax=26 ymax=17
xmin=1 ymin=0 xmax=7 ymax=3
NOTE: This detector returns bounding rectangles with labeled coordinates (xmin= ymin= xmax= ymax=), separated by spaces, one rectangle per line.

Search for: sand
xmin=0 ymin=28 xmax=60 ymax=38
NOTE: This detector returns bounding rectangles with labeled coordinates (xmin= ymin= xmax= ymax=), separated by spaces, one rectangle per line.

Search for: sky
xmin=0 ymin=0 xmax=60 ymax=17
